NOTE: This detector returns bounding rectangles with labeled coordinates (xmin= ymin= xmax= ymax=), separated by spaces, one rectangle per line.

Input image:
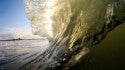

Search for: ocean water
xmin=82 ymin=23 xmax=125 ymax=70
xmin=0 ymin=39 xmax=49 ymax=70
xmin=90 ymin=23 xmax=125 ymax=70
xmin=24 ymin=0 xmax=125 ymax=69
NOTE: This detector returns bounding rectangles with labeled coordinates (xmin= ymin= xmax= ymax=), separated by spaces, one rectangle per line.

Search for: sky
xmin=0 ymin=0 xmax=42 ymax=39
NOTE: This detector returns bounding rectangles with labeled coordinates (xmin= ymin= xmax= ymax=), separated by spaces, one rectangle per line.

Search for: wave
xmin=9 ymin=0 xmax=125 ymax=70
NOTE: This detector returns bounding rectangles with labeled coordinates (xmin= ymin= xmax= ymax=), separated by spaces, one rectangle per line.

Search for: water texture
xmin=24 ymin=0 xmax=125 ymax=70
xmin=0 ymin=39 xmax=49 ymax=70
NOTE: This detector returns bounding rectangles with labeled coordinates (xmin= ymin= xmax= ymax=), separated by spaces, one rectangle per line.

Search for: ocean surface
xmin=0 ymin=39 xmax=49 ymax=70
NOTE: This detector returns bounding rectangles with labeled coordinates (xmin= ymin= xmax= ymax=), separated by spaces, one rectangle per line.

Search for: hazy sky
xmin=0 ymin=0 xmax=38 ymax=39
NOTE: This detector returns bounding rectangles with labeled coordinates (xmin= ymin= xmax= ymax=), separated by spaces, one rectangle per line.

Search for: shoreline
xmin=0 ymin=39 xmax=47 ymax=41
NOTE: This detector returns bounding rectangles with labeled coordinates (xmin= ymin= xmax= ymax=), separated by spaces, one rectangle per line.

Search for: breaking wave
xmin=4 ymin=0 xmax=125 ymax=70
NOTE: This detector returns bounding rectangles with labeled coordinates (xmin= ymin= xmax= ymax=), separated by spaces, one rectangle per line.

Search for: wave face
xmin=24 ymin=0 xmax=125 ymax=70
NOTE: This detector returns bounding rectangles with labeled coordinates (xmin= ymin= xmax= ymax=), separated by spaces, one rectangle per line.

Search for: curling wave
xmin=7 ymin=0 xmax=125 ymax=70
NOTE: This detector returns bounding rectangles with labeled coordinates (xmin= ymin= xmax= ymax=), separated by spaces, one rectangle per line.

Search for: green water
xmin=89 ymin=23 xmax=125 ymax=70
xmin=25 ymin=0 xmax=125 ymax=70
